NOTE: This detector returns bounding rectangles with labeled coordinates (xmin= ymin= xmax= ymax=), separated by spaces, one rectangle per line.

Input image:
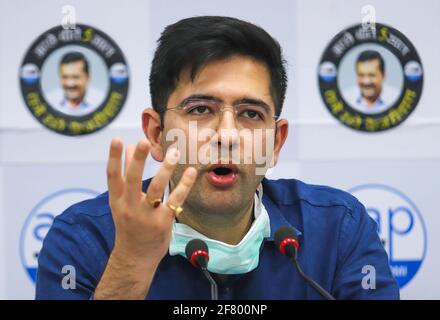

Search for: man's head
xmin=143 ymin=16 xmax=289 ymax=223
xmin=356 ymin=50 xmax=385 ymax=103
xmin=59 ymin=52 xmax=89 ymax=104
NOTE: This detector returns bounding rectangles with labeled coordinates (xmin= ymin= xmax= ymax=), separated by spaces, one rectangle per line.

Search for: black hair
xmin=149 ymin=16 xmax=287 ymax=125
xmin=60 ymin=51 xmax=89 ymax=75
xmin=356 ymin=50 xmax=385 ymax=74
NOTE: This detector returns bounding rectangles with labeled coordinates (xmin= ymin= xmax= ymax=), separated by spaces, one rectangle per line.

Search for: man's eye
xmin=241 ymin=110 xmax=263 ymax=120
xmin=188 ymin=105 xmax=211 ymax=115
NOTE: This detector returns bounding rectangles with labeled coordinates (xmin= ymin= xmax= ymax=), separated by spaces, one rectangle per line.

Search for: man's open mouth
xmin=206 ymin=164 xmax=238 ymax=188
xmin=213 ymin=167 xmax=233 ymax=175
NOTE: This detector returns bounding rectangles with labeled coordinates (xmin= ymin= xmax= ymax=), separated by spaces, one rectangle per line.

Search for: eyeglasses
xmin=163 ymin=98 xmax=279 ymax=129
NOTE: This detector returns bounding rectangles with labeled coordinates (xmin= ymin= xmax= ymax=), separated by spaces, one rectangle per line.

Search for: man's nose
xmin=361 ymin=79 xmax=373 ymax=86
xmin=216 ymin=107 xmax=240 ymax=149
xmin=65 ymin=79 xmax=77 ymax=87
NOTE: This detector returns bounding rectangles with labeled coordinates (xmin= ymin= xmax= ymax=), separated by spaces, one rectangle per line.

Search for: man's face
xmin=161 ymin=55 xmax=280 ymax=218
xmin=356 ymin=59 xmax=384 ymax=101
xmin=60 ymin=60 xmax=89 ymax=102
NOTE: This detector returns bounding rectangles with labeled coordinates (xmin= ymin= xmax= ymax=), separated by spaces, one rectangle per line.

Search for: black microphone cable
xmin=275 ymin=226 xmax=336 ymax=300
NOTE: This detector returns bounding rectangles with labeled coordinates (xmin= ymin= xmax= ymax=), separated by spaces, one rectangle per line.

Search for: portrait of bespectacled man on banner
xmin=42 ymin=47 xmax=109 ymax=117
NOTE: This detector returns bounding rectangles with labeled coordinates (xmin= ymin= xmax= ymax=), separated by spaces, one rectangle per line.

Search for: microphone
xmin=274 ymin=226 xmax=336 ymax=300
xmin=185 ymin=239 xmax=218 ymax=300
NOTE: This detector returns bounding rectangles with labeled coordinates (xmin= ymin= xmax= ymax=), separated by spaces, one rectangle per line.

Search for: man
xmin=51 ymin=52 xmax=94 ymax=116
xmin=346 ymin=50 xmax=399 ymax=114
xmin=36 ymin=16 xmax=399 ymax=299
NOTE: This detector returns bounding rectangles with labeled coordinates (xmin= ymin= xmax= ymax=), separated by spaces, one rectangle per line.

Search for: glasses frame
xmin=162 ymin=98 xmax=280 ymax=125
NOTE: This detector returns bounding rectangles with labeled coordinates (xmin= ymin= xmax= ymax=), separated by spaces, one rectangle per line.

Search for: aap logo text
xmin=349 ymin=184 xmax=427 ymax=288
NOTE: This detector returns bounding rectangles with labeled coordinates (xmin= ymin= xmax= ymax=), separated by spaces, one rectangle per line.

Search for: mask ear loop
xmin=256 ymin=183 xmax=271 ymax=239
xmin=254 ymin=183 xmax=264 ymax=218
xmin=258 ymin=183 xmax=263 ymax=202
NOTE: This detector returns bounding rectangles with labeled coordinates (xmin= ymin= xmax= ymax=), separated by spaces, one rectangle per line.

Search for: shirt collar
xmin=356 ymin=94 xmax=384 ymax=107
xmin=261 ymin=182 xmax=303 ymax=241
xmin=60 ymin=97 xmax=90 ymax=109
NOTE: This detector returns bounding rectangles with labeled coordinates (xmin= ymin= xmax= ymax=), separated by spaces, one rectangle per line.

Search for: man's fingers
xmin=124 ymin=144 xmax=136 ymax=178
xmin=167 ymin=167 xmax=198 ymax=213
xmin=145 ymin=148 xmax=180 ymax=201
xmin=125 ymin=139 xmax=151 ymax=204
xmin=107 ymin=138 xmax=124 ymax=200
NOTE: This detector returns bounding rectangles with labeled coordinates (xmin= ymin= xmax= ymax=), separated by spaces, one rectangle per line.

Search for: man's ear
xmin=142 ymin=108 xmax=164 ymax=162
xmin=272 ymin=119 xmax=289 ymax=167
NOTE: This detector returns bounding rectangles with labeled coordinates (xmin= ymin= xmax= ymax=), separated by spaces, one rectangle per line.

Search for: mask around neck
xmin=167 ymin=184 xmax=271 ymax=274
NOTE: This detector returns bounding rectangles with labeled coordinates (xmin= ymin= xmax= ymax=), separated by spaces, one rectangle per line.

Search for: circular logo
xmin=20 ymin=24 xmax=129 ymax=136
xmin=348 ymin=184 xmax=427 ymax=288
xmin=318 ymin=23 xmax=423 ymax=132
xmin=20 ymin=188 xmax=99 ymax=283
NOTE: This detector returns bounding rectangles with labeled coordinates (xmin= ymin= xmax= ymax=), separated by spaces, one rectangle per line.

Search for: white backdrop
xmin=0 ymin=0 xmax=438 ymax=299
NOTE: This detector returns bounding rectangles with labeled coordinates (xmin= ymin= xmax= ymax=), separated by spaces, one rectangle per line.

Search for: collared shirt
xmin=355 ymin=94 xmax=387 ymax=113
xmin=344 ymin=85 xmax=400 ymax=115
xmin=45 ymin=87 xmax=103 ymax=117
xmin=57 ymin=97 xmax=92 ymax=117
xmin=35 ymin=178 xmax=400 ymax=300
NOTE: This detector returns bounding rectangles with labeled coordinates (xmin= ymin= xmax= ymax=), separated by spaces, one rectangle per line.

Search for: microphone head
xmin=185 ymin=239 xmax=210 ymax=269
xmin=274 ymin=226 xmax=299 ymax=257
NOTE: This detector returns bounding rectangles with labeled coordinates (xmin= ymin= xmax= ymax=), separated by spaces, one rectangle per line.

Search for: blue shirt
xmin=57 ymin=97 xmax=92 ymax=117
xmin=36 ymin=178 xmax=400 ymax=300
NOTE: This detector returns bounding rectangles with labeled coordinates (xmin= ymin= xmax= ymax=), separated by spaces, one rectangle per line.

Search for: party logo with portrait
xmin=318 ymin=23 xmax=423 ymax=132
xmin=20 ymin=24 xmax=129 ymax=135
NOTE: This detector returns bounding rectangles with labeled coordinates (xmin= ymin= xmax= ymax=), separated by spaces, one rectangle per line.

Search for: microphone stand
xmin=287 ymin=246 xmax=335 ymax=300
xmin=201 ymin=268 xmax=219 ymax=300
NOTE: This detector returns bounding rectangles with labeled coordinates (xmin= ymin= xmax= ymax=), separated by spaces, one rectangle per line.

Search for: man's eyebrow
xmin=235 ymin=98 xmax=272 ymax=113
xmin=180 ymin=94 xmax=222 ymax=104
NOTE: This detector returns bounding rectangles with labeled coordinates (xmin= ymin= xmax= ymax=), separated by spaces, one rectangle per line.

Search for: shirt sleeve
xmin=35 ymin=215 xmax=103 ymax=300
xmin=332 ymin=200 xmax=400 ymax=300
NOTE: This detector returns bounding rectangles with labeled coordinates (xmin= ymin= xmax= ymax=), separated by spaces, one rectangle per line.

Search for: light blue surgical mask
xmin=166 ymin=184 xmax=271 ymax=274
